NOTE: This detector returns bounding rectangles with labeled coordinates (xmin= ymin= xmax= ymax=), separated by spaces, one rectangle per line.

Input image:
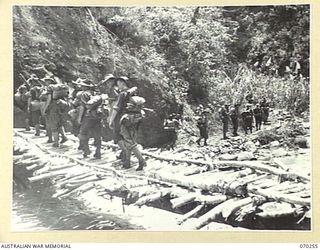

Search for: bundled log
xmin=178 ymin=204 xmax=205 ymax=225
xmin=26 ymin=162 xmax=47 ymax=171
xmin=249 ymin=188 xmax=310 ymax=206
xmin=199 ymin=222 xmax=249 ymax=231
xmin=170 ymin=193 xmax=197 ymax=209
xmin=195 ymin=194 xmax=227 ymax=205
xmin=35 ymin=163 xmax=77 ymax=175
xmin=28 ymin=169 xmax=69 ymax=182
xmin=134 ymin=189 xmax=171 ymax=207
xmin=59 ymin=182 xmax=95 ymax=199
xmin=192 ymin=198 xmax=241 ymax=229
xmin=256 ymin=201 xmax=296 ymax=218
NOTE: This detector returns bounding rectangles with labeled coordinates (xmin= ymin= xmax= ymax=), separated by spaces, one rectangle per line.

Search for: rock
xmin=219 ymin=154 xmax=238 ymax=161
xmin=237 ymin=152 xmax=255 ymax=161
xmin=244 ymin=141 xmax=257 ymax=152
xmin=272 ymin=148 xmax=288 ymax=157
xmin=294 ymin=136 xmax=308 ymax=148
xmin=220 ymin=148 xmax=231 ymax=154
xmin=258 ymin=154 xmax=272 ymax=161
xmin=269 ymin=141 xmax=280 ymax=148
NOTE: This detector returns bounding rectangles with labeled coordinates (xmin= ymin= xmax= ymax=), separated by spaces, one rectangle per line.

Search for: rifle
xmin=143 ymin=107 xmax=155 ymax=113
xmin=19 ymin=73 xmax=29 ymax=85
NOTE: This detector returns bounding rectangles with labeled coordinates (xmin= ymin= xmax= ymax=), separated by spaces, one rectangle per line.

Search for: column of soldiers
xmin=219 ymin=97 xmax=269 ymax=140
xmin=191 ymin=97 xmax=269 ymax=145
xmin=14 ymin=73 xmax=147 ymax=171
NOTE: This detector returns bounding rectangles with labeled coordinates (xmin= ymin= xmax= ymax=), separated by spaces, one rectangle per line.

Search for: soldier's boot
xmin=46 ymin=128 xmax=53 ymax=143
xmin=59 ymin=127 xmax=68 ymax=144
xmin=81 ymin=139 xmax=91 ymax=158
xmin=35 ymin=124 xmax=40 ymax=136
xmin=52 ymin=132 xmax=59 ymax=147
xmin=117 ymin=140 xmax=127 ymax=162
xmin=93 ymin=139 xmax=101 ymax=159
xmin=204 ymin=139 xmax=208 ymax=146
xmin=122 ymin=160 xmax=131 ymax=169
xmin=132 ymin=146 xmax=146 ymax=171
xmin=196 ymin=138 xmax=201 ymax=146
xmin=25 ymin=118 xmax=31 ymax=131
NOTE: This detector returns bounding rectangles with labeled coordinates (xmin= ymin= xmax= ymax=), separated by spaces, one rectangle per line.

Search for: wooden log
xmin=129 ymin=185 xmax=161 ymax=198
xmin=57 ymin=171 xmax=91 ymax=186
xmin=170 ymin=193 xmax=197 ymax=209
xmin=192 ymin=198 xmax=240 ymax=230
xmin=256 ymin=201 xmax=296 ymax=218
xmin=195 ymin=194 xmax=227 ymax=205
xmin=249 ymin=188 xmax=310 ymax=206
xmin=134 ymin=189 xmax=171 ymax=207
xmin=200 ymin=222 xmax=249 ymax=231
xmin=178 ymin=204 xmax=205 ymax=225
xmin=28 ymin=169 xmax=68 ymax=183
xmin=35 ymin=163 xmax=77 ymax=175
xmin=52 ymin=188 xmax=70 ymax=199
xmin=59 ymin=182 xmax=95 ymax=199
xmin=26 ymin=162 xmax=47 ymax=171
xmin=221 ymin=197 xmax=254 ymax=220
xmin=272 ymin=158 xmax=310 ymax=181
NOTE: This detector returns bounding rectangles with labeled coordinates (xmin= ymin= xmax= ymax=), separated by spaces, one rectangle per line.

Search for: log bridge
xmin=13 ymin=129 xmax=311 ymax=230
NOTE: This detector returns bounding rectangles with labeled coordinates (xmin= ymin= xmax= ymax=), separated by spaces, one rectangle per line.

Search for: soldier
xmin=229 ymin=103 xmax=240 ymax=136
xmin=241 ymin=104 xmax=254 ymax=134
xmin=260 ymin=97 xmax=269 ymax=124
xmin=43 ymin=82 xmax=70 ymax=147
xmin=245 ymin=91 xmax=254 ymax=104
xmin=119 ymin=96 xmax=146 ymax=171
xmin=27 ymin=76 xmax=42 ymax=136
xmin=14 ymin=84 xmax=31 ymax=131
xmin=196 ymin=108 xmax=209 ymax=146
xmin=253 ymin=103 xmax=263 ymax=130
xmin=73 ymin=79 xmax=96 ymax=151
xmin=219 ymin=103 xmax=230 ymax=140
xmin=163 ymin=113 xmax=181 ymax=150
xmin=78 ymin=95 xmax=106 ymax=158
xmin=109 ymin=77 xmax=138 ymax=161
xmin=39 ymin=76 xmax=57 ymax=143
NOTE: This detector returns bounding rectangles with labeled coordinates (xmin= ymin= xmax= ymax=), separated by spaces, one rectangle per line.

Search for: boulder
xmin=269 ymin=141 xmax=280 ymax=148
xmin=294 ymin=136 xmax=308 ymax=148
xmin=237 ymin=152 xmax=255 ymax=161
xmin=219 ymin=154 xmax=238 ymax=161
xmin=272 ymin=148 xmax=289 ymax=157
xmin=244 ymin=141 xmax=257 ymax=152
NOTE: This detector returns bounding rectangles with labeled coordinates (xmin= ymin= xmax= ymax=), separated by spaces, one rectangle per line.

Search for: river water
xmin=12 ymin=180 xmax=142 ymax=231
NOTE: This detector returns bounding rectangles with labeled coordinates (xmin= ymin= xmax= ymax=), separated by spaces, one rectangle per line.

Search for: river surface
xmin=12 ymin=180 xmax=143 ymax=231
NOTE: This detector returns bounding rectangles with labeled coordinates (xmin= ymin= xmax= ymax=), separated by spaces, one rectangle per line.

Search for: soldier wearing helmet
xmin=218 ymin=101 xmax=230 ymax=140
xmin=119 ymin=96 xmax=147 ymax=171
xmin=78 ymin=94 xmax=106 ymax=159
xmin=241 ymin=104 xmax=254 ymax=134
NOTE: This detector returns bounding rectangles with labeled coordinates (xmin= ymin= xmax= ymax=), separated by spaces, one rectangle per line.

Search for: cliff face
xmin=13 ymin=6 xmax=178 ymax=147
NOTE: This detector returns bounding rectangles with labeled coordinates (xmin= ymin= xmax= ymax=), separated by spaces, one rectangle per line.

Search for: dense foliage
xmin=97 ymin=5 xmax=310 ymax=114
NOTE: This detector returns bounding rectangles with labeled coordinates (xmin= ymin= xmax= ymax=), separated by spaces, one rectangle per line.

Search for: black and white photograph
xmin=12 ymin=5 xmax=311 ymax=231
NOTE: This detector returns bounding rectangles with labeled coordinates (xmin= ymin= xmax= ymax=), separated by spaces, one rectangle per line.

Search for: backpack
xmin=52 ymin=84 xmax=69 ymax=99
xmin=126 ymin=96 xmax=146 ymax=113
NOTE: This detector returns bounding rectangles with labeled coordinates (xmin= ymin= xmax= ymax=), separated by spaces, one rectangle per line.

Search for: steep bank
xmin=13 ymin=6 xmax=180 ymax=146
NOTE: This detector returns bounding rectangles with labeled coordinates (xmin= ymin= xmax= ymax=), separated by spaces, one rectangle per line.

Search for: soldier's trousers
xmin=255 ymin=116 xmax=262 ymax=130
xmin=222 ymin=120 xmax=228 ymax=139
xmin=262 ymin=108 xmax=269 ymax=123
xmin=119 ymin=125 xmax=145 ymax=168
xmin=243 ymin=119 xmax=253 ymax=134
xmin=231 ymin=118 xmax=238 ymax=136
xmin=166 ymin=130 xmax=177 ymax=149
xmin=79 ymin=116 xmax=102 ymax=156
